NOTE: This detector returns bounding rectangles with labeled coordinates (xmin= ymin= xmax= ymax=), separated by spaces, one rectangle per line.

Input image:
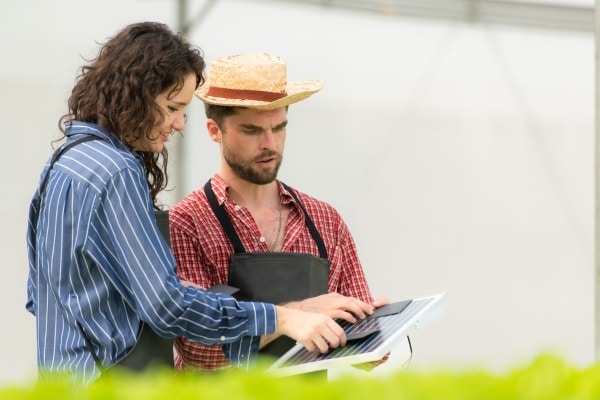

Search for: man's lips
xmin=256 ymin=155 xmax=279 ymax=167
xmin=255 ymin=151 xmax=279 ymax=164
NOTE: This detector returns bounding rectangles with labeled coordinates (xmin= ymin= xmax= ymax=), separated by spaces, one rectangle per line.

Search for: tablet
xmin=267 ymin=292 xmax=446 ymax=376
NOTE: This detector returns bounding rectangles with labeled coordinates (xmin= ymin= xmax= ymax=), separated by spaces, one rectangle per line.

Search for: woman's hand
xmin=274 ymin=306 xmax=346 ymax=353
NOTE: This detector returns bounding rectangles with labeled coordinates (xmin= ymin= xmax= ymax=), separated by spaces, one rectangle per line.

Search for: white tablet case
xmin=267 ymin=292 xmax=446 ymax=377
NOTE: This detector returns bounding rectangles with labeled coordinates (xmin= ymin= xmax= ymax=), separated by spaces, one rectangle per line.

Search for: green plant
xmin=1 ymin=354 xmax=599 ymax=399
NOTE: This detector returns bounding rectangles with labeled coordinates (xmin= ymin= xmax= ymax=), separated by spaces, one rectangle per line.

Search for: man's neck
xmin=218 ymin=171 xmax=280 ymax=209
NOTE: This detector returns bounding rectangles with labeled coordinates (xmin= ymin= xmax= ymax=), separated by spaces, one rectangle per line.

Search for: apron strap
xmin=280 ymin=182 xmax=328 ymax=260
xmin=204 ymin=180 xmax=246 ymax=253
xmin=39 ymin=135 xmax=102 ymax=199
xmin=36 ymin=135 xmax=104 ymax=371
xmin=32 ymin=135 xmax=103 ymax=241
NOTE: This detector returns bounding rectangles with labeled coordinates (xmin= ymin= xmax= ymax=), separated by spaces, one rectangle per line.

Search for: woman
xmin=26 ymin=21 xmax=346 ymax=384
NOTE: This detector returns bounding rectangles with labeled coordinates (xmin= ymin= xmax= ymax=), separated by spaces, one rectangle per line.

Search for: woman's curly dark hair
xmin=59 ymin=22 xmax=205 ymax=208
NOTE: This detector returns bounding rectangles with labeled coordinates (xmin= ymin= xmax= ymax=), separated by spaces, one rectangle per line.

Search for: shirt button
xmin=234 ymin=205 xmax=241 ymax=211
xmin=259 ymin=237 xmax=266 ymax=243
xmin=220 ymin=336 xmax=226 ymax=341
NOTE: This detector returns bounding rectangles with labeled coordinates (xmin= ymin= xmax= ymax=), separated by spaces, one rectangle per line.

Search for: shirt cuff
xmin=240 ymin=301 xmax=277 ymax=336
xmin=223 ymin=302 xmax=277 ymax=369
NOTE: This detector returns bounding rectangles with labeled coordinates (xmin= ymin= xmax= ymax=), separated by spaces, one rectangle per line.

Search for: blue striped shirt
xmin=26 ymin=122 xmax=277 ymax=383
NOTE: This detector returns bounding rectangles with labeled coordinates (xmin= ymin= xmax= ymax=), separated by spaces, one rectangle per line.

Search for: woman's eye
xmin=168 ymin=106 xmax=178 ymax=112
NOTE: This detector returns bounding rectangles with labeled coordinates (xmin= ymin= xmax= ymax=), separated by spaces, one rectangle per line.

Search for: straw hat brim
xmin=195 ymin=80 xmax=323 ymax=110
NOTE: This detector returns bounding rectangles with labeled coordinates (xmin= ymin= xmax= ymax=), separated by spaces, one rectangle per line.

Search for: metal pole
xmin=171 ymin=0 xmax=216 ymax=204
xmin=178 ymin=0 xmax=188 ymax=35
xmin=595 ymin=0 xmax=599 ymax=361
xmin=172 ymin=0 xmax=188 ymax=203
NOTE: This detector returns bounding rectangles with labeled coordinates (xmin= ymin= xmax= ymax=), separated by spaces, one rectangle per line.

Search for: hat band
xmin=206 ymin=86 xmax=287 ymax=102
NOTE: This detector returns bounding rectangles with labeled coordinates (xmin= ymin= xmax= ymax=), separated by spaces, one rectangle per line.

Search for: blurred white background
xmin=0 ymin=0 xmax=594 ymax=385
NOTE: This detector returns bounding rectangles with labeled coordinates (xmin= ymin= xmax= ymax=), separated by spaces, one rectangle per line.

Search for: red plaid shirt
xmin=169 ymin=174 xmax=374 ymax=371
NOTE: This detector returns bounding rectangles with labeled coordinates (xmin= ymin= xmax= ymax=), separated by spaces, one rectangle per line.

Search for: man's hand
xmin=286 ymin=293 xmax=385 ymax=324
xmin=372 ymin=296 xmax=390 ymax=309
xmin=261 ymin=295 xmax=390 ymax=349
xmin=352 ymin=352 xmax=391 ymax=371
xmin=274 ymin=306 xmax=346 ymax=353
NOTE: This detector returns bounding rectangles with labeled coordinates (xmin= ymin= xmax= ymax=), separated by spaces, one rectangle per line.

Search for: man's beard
xmin=224 ymin=149 xmax=283 ymax=185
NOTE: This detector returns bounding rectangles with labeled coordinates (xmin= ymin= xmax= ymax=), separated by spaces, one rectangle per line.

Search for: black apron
xmin=204 ymin=181 xmax=331 ymax=360
xmin=36 ymin=135 xmax=174 ymax=373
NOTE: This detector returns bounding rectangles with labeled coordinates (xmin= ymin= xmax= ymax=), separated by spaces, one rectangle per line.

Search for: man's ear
xmin=207 ymin=119 xmax=221 ymax=143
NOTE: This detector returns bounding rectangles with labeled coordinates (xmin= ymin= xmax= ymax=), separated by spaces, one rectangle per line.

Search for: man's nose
xmin=260 ymin=130 xmax=277 ymax=149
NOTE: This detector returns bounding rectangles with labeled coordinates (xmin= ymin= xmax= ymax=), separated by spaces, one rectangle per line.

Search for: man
xmin=170 ymin=53 xmax=386 ymax=371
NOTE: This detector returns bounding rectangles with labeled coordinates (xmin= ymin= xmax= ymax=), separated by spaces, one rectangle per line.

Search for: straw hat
xmin=195 ymin=53 xmax=323 ymax=110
